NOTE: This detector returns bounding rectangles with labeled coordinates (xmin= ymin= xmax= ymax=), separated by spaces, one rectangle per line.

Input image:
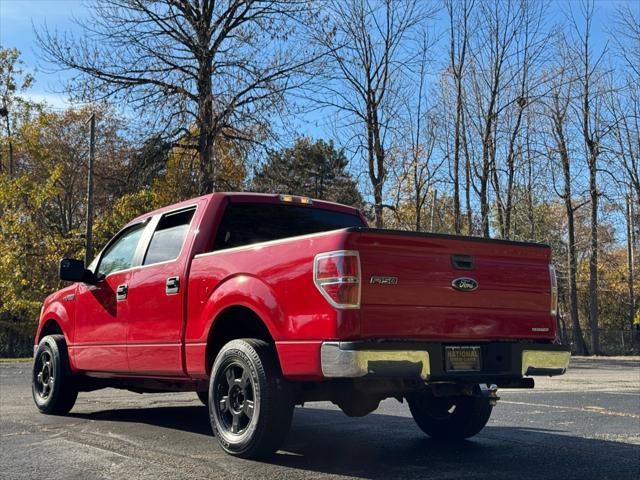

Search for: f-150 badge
xmin=452 ymin=277 xmax=478 ymax=291
xmin=370 ymin=276 xmax=398 ymax=285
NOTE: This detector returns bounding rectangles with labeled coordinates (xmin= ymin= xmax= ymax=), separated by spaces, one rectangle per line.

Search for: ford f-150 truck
xmin=32 ymin=192 xmax=570 ymax=458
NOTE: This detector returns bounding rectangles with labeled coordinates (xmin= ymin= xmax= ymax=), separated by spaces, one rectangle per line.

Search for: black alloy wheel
xmin=208 ymin=338 xmax=293 ymax=458
xmin=214 ymin=361 xmax=256 ymax=434
xmin=32 ymin=335 xmax=78 ymax=414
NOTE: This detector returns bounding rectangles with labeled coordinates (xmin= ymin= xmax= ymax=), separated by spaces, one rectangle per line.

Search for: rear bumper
xmin=320 ymin=341 xmax=570 ymax=382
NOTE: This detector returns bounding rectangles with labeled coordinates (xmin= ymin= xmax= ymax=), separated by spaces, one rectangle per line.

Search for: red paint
xmin=73 ymin=270 xmax=131 ymax=372
xmin=348 ymin=231 xmax=555 ymax=341
xmin=37 ymin=192 xmax=556 ymax=384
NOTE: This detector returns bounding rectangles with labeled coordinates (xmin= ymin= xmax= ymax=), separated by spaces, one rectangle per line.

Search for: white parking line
xmin=501 ymin=400 xmax=640 ymax=419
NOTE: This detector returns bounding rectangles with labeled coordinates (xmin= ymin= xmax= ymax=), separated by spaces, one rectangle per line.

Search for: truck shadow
xmin=71 ymin=404 xmax=640 ymax=479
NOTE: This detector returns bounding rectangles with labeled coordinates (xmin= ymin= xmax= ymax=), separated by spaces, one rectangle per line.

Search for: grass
xmin=0 ymin=357 xmax=32 ymax=363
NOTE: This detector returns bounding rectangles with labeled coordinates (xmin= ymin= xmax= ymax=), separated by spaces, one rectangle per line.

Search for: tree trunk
xmin=627 ymin=195 xmax=636 ymax=329
xmin=503 ymin=106 xmax=525 ymax=239
xmin=414 ymin=162 xmax=422 ymax=231
xmin=567 ymin=209 xmax=588 ymax=355
xmin=555 ymin=105 xmax=589 ymax=355
xmin=453 ymin=101 xmax=461 ymax=234
xmin=197 ymin=16 xmax=215 ymax=195
xmin=463 ymin=116 xmax=472 ymax=235
xmin=588 ymin=150 xmax=599 ymax=354
xmin=368 ymin=103 xmax=386 ymax=229
xmin=479 ymin=154 xmax=491 ymax=237
xmin=4 ymin=114 xmax=14 ymax=177
xmin=491 ymin=157 xmax=505 ymax=237
xmin=480 ymin=95 xmax=497 ymax=238
xmin=430 ymin=189 xmax=438 ymax=232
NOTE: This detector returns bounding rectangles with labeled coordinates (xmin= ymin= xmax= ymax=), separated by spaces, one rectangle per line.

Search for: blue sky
xmin=0 ymin=0 xmax=631 ymax=123
xmin=1 ymin=0 xmax=92 ymax=108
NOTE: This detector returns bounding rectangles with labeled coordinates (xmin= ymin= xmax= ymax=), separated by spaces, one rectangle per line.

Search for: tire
xmin=407 ymin=390 xmax=492 ymax=441
xmin=32 ymin=335 xmax=78 ymax=415
xmin=197 ymin=390 xmax=209 ymax=406
xmin=208 ymin=339 xmax=293 ymax=458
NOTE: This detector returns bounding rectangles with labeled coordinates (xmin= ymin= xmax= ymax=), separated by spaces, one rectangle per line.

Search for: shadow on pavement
xmin=71 ymin=404 xmax=640 ymax=479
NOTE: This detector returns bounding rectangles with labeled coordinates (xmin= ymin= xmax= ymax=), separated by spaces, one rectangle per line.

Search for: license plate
xmin=445 ymin=346 xmax=481 ymax=372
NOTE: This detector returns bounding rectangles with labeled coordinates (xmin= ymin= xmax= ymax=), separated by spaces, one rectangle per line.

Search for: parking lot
xmin=1 ymin=357 xmax=638 ymax=480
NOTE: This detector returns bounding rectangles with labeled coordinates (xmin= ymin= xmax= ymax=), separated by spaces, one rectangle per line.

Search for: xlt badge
xmin=452 ymin=277 xmax=478 ymax=292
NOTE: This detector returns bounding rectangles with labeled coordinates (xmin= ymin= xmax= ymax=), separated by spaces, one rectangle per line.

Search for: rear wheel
xmin=407 ymin=390 xmax=492 ymax=440
xmin=209 ymin=339 xmax=293 ymax=458
xmin=32 ymin=335 xmax=78 ymax=415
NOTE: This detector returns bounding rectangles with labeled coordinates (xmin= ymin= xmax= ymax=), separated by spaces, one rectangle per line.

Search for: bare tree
xmin=545 ymin=59 xmax=589 ymax=355
xmin=626 ymin=195 xmax=636 ymax=329
xmin=465 ymin=0 xmax=528 ymax=237
xmin=568 ymin=0 xmax=611 ymax=354
xmin=608 ymin=4 xmax=640 ymax=330
xmin=391 ymin=34 xmax=444 ymax=232
xmin=607 ymin=4 xmax=640 ymax=206
xmin=497 ymin=0 xmax=551 ymax=239
xmin=37 ymin=0 xmax=318 ymax=194
xmin=611 ymin=3 xmax=640 ymax=85
xmin=311 ymin=0 xmax=432 ymax=228
xmin=445 ymin=0 xmax=473 ymax=234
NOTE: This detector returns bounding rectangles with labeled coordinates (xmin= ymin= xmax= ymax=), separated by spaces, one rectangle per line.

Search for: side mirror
xmin=59 ymin=258 xmax=97 ymax=284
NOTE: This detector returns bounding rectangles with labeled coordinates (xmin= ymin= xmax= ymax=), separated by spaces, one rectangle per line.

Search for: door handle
xmin=116 ymin=284 xmax=128 ymax=301
xmin=166 ymin=276 xmax=180 ymax=295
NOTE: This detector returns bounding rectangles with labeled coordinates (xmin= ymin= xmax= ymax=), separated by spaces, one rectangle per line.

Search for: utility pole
xmin=627 ymin=194 xmax=636 ymax=329
xmin=85 ymin=112 xmax=95 ymax=266
xmin=0 ymin=103 xmax=12 ymax=176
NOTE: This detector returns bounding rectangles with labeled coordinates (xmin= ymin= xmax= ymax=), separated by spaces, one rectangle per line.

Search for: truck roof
xmin=126 ymin=192 xmax=362 ymax=227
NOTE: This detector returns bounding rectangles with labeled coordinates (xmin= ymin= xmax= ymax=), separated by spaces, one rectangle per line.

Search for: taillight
xmin=314 ymin=251 xmax=361 ymax=309
xmin=549 ymin=264 xmax=558 ymax=316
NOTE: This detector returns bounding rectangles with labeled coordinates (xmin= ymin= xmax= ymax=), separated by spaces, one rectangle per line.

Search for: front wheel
xmin=208 ymin=339 xmax=293 ymax=458
xmin=407 ymin=390 xmax=492 ymax=440
xmin=32 ymin=335 xmax=78 ymax=415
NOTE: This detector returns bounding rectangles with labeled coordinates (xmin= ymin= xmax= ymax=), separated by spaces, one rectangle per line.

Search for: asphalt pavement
xmin=1 ymin=357 xmax=639 ymax=480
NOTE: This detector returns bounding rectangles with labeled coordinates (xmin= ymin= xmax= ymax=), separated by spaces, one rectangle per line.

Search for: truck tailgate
xmin=344 ymin=228 xmax=555 ymax=341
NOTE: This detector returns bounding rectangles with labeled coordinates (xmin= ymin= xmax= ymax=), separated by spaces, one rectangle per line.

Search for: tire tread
xmin=32 ymin=334 xmax=78 ymax=415
xmin=209 ymin=338 xmax=293 ymax=458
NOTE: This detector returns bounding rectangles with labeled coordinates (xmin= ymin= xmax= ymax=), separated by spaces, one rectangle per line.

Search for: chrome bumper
xmin=320 ymin=342 xmax=431 ymax=379
xmin=521 ymin=349 xmax=570 ymax=376
xmin=320 ymin=342 xmax=570 ymax=380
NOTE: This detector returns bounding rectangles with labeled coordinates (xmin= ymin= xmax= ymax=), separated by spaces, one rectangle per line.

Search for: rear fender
xmin=185 ymin=275 xmax=286 ymax=377
xmin=201 ymin=274 xmax=285 ymax=340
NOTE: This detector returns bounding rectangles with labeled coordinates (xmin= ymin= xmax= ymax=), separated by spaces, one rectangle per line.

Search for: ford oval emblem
xmin=452 ymin=277 xmax=478 ymax=292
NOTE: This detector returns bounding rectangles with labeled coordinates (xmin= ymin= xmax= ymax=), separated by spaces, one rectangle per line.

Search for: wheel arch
xmin=204 ymin=305 xmax=275 ymax=375
xmin=37 ymin=318 xmax=64 ymax=343
xmin=37 ymin=295 xmax=75 ymax=346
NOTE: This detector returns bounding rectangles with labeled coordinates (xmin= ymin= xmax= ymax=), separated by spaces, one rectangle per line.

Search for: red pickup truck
xmin=33 ymin=192 xmax=570 ymax=458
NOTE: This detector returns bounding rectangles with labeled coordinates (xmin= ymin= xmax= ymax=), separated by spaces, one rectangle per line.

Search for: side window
xmin=97 ymin=224 xmax=145 ymax=277
xmin=143 ymin=208 xmax=195 ymax=265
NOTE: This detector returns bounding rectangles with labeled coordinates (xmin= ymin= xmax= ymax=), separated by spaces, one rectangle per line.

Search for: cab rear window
xmin=213 ymin=203 xmax=364 ymax=250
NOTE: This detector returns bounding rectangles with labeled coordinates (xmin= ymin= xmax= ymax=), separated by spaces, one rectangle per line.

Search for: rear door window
xmin=213 ymin=203 xmax=364 ymax=250
xmin=143 ymin=208 xmax=195 ymax=265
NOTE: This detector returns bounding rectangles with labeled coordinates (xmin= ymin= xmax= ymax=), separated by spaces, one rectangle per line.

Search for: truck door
xmin=73 ymin=222 xmax=147 ymax=372
xmin=126 ymin=206 xmax=196 ymax=376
